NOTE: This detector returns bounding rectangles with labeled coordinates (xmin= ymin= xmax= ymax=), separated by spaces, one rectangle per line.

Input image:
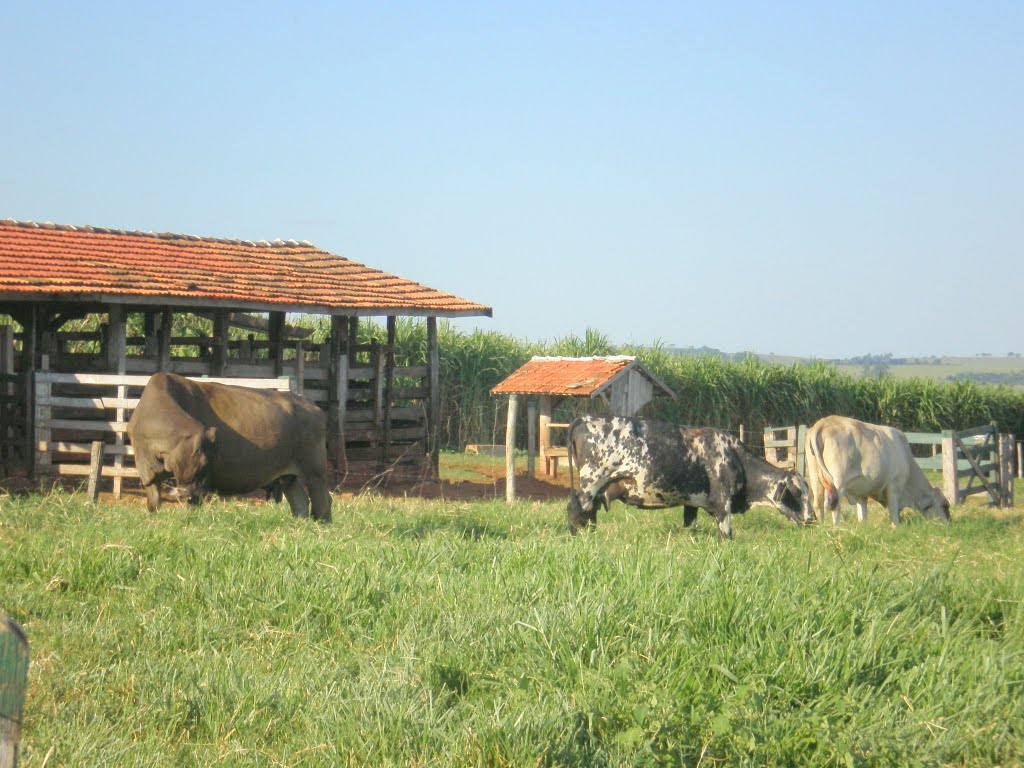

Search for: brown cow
xmin=127 ymin=373 xmax=332 ymax=521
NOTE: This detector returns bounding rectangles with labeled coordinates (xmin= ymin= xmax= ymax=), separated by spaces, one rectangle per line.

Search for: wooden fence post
xmin=505 ymin=395 xmax=518 ymax=504
xmin=999 ymin=433 xmax=1015 ymax=508
xmin=941 ymin=434 xmax=959 ymax=506
xmin=426 ymin=318 xmax=440 ymax=478
xmin=0 ymin=616 xmax=29 ymax=768
xmin=795 ymin=424 xmax=807 ymax=475
xmin=86 ymin=440 xmax=105 ymax=503
xmin=526 ymin=401 xmax=536 ymax=478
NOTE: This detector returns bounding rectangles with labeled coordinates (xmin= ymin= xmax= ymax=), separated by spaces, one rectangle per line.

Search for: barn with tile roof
xmin=0 ymin=218 xmax=491 ymax=490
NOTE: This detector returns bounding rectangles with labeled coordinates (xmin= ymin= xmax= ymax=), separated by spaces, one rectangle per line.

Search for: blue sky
xmin=2 ymin=2 xmax=1021 ymax=357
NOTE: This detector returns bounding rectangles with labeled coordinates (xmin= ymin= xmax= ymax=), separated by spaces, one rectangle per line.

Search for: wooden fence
xmin=763 ymin=425 xmax=806 ymax=474
xmin=765 ymin=422 xmax=1014 ymax=508
xmin=940 ymin=424 xmax=1015 ymax=507
xmin=34 ymin=372 xmax=294 ymax=498
xmin=0 ymin=616 xmax=29 ymax=768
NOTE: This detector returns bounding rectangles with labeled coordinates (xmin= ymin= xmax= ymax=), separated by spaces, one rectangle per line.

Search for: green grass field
xmin=2 ymin=481 xmax=1023 ymax=766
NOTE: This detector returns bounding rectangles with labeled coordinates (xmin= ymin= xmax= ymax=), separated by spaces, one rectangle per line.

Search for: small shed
xmin=490 ymin=356 xmax=674 ymax=502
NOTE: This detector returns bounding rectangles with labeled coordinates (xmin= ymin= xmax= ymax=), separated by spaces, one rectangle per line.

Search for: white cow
xmin=805 ymin=415 xmax=950 ymax=525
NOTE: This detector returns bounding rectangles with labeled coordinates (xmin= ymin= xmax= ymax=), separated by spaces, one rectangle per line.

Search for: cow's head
xmin=771 ymin=472 xmax=814 ymax=525
xmin=920 ymin=486 xmax=951 ymax=521
xmin=167 ymin=426 xmax=217 ymax=505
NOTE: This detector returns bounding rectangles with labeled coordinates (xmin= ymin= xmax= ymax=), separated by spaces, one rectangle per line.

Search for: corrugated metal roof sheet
xmin=491 ymin=356 xmax=640 ymax=396
xmin=0 ymin=219 xmax=491 ymax=317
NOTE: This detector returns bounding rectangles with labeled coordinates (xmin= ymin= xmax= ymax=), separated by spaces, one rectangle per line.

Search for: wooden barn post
xmin=0 ymin=616 xmax=29 ymax=768
xmin=211 ymin=310 xmax=229 ymax=376
xmin=105 ymin=304 xmax=127 ymax=373
xmin=156 ymin=308 xmax=172 ymax=372
xmin=538 ymin=394 xmax=553 ymax=474
xmin=23 ymin=306 xmax=37 ymax=480
xmin=427 ymin=317 xmax=440 ymax=477
xmin=328 ymin=315 xmax=349 ymax=484
xmin=270 ymin=311 xmax=286 ymax=378
xmin=527 ymin=401 xmax=537 ymax=478
xmin=505 ymin=394 xmax=518 ymax=503
xmin=0 ymin=325 xmax=11 ymax=477
xmin=382 ymin=316 xmax=396 ymax=463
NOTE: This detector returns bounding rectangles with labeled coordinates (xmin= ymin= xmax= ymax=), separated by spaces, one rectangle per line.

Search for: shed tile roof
xmin=491 ymin=356 xmax=639 ymax=397
xmin=0 ymin=219 xmax=491 ymax=317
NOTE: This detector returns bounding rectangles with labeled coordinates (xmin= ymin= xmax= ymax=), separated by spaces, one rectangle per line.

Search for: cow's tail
xmin=807 ymin=423 xmax=839 ymax=510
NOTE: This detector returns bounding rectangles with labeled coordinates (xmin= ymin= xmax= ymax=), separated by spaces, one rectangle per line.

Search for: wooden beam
xmin=348 ymin=317 xmax=359 ymax=365
xmin=941 ymin=435 xmax=959 ymax=506
xmin=427 ymin=317 xmax=440 ymax=477
xmin=505 ymin=394 xmax=518 ymax=504
xmin=23 ymin=304 xmax=37 ymax=478
xmin=226 ymin=312 xmax=312 ymax=339
xmin=211 ymin=309 xmax=229 ymax=376
xmin=328 ymin=316 xmax=349 ymax=484
xmin=999 ymin=433 xmax=1015 ymax=508
xmin=382 ymin=316 xmax=396 ymax=463
xmin=527 ymin=401 xmax=536 ymax=478
xmin=157 ymin=308 xmax=172 ymax=372
xmin=86 ymin=440 xmax=105 ymax=503
xmin=105 ymin=305 xmax=127 ymax=374
xmin=538 ymin=394 xmax=553 ymax=474
xmin=270 ymin=311 xmax=286 ymax=378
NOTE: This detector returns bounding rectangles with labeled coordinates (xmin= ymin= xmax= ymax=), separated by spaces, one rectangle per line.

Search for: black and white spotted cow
xmin=566 ymin=416 xmax=813 ymax=537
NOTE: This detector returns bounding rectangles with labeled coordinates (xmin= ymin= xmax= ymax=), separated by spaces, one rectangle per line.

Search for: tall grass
xmin=2 ymin=491 xmax=1023 ymax=766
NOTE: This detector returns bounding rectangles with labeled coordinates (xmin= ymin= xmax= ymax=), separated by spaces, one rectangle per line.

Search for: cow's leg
xmin=306 ymin=476 xmax=333 ymax=523
xmin=281 ymin=477 xmax=311 ymax=519
xmin=831 ymin=492 xmax=843 ymax=526
xmin=814 ymin=486 xmax=829 ymax=524
xmin=567 ymin=491 xmax=597 ymax=535
xmin=716 ymin=501 xmax=733 ymax=539
xmin=855 ymin=497 xmax=870 ymax=523
xmin=144 ymin=483 xmax=161 ymax=513
xmin=887 ymin=496 xmax=901 ymax=526
xmin=682 ymin=506 xmax=698 ymax=527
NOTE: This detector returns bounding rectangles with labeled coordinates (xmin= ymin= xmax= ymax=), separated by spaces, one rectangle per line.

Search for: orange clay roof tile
xmin=491 ymin=356 xmax=641 ymax=397
xmin=0 ymin=220 xmax=491 ymax=317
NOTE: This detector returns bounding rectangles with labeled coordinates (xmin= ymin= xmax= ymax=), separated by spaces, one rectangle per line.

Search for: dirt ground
xmin=1 ymin=457 xmax=572 ymax=506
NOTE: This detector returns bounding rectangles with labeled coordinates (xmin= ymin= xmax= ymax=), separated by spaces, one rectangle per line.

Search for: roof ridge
xmin=529 ymin=355 xmax=636 ymax=362
xmin=0 ymin=218 xmax=315 ymax=249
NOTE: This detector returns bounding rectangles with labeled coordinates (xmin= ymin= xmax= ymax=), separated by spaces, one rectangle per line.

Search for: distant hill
xmin=666 ymin=346 xmax=1024 ymax=387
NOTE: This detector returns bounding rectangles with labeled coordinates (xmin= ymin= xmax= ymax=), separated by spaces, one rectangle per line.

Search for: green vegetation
xmin=409 ymin=325 xmax=1024 ymax=449
xmin=2 ymin=487 xmax=1022 ymax=766
xmin=6 ymin=311 xmax=1024 ymax=447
